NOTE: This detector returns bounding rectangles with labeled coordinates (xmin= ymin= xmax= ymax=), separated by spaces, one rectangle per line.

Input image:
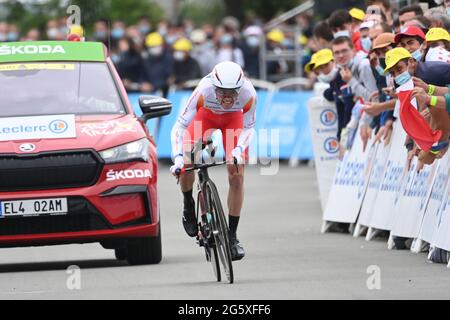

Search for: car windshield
xmin=0 ymin=62 xmax=126 ymax=117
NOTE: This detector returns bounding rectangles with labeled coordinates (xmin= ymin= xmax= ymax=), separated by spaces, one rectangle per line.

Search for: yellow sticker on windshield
xmin=0 ymin=63 xmax=76 ymax=71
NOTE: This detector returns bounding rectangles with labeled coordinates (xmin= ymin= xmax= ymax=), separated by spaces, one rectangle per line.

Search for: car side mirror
xmin=139 ymin=95 xmax=172 ymax=122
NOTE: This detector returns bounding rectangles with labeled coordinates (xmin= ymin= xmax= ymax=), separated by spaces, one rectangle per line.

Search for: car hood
xmin=0 ymin=114 xmax=147 ymax=154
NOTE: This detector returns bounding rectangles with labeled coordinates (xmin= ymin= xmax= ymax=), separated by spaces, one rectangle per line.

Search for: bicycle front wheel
xmin=207 ymin=181 xmax=234 ymax=284
xmin=198 ymin=190 xmax=221 ymax=282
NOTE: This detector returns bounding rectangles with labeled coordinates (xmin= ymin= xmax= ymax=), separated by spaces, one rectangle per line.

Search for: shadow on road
xmin=0 ymin=259 xmax=129 ymax=273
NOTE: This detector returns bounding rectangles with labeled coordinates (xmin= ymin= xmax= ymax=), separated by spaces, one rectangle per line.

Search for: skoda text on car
xmin=0 ymin=41 xmax=172 ymax=265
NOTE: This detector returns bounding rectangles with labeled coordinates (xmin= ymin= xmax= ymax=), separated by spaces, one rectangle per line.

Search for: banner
xmin=431 ymin=176 xmax=450 ymax=251
xmin=357 ymin=139 xmax=392 ymax=227
xmin=418 ymin=152 xmax=450 ymax=244
xmin=260 ymin=91 xmax=314 ymax=160
xmin=390 ymin=158 xmax=438 ymax=239
xmin=0 ymin=114 xmax=76 ymax=141
xmin=367 ymin=122 xmax=409 ymax=231
xmin=307 ymin=96 xmax=339 ymax=210
xmin=323 ymin=124 xmax=376 ymax=223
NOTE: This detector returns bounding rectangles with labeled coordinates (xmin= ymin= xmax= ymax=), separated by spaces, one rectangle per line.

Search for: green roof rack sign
xmin=0 ymin=41 xmax=106 ymax=64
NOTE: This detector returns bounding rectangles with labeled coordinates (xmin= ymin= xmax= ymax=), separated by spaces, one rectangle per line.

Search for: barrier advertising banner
xmin=323 ymin=125 xmax=376 ymax=223
xmin=419 ymin=152 xmax=450 ymax=244
xmin=357 ymin=139 xmax=392 ymax=227
xmin=390 ymin=158 xmax=438 ymax=239
xmin=367 ymin=122 xmax=409 ymax=231
xmin=307 ymin=96 xmax=339 ymax=210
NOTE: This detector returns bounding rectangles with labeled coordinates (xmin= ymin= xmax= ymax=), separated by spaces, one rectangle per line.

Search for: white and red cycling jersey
xmin=171 ymin=74 xmax=257 ymax=160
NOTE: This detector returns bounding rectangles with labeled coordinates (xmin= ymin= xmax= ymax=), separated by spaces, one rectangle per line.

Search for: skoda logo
xmin=19 ymin=143 xmax=36 ymax=152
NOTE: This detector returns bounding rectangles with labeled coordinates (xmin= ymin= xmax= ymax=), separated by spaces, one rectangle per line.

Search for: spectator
xmin=328 ymin=9 xmax=363 ymax=52
xmin=171 ymin=38 xmax=202 ymax=88
xmin=117 ymin=37 xmax=145 ymax=93
xmin=137 ymin=15 xmax=152 ymax=36
xmin=215 ymin=32 xmax=245 ymax=67
xmin=394 ymin=26 xmax=426 ymax=61
xmin=190 ymin=29 xmax=216 ymax=77
xmin=7 ymin=24 xmax=19 ymax=42
xmin=313 ymin=21 xmax=334 ymax=49
xmin=24 ymin=28 xmax=40 ymax=42
xmin=425 ymin=8 xmax=450 ymax=31
xmin=242 ymin=25 xmax=263 ymax=78
xmin=266 ymin=29 xmax=288 ymax=76
xmin=141 ymin=32 xmax=174 ymax=97
xmin=349 ymin=8 xmax=366 ymax=33
xmin=94 ymin=20 xmax=109 ymax=45
xmin=46 ymin=20 xmax=64 ymax=40
xmin=426 ymin=27 xmax=450 ymax=50
xmin=365 ymin=0 xmax=393 ymax=26
xmin=399 ymin=5 xmax=424 ymax=28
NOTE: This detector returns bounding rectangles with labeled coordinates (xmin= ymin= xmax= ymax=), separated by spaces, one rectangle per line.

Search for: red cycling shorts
xmin=184 ymin=107 xmax=247 ymax=161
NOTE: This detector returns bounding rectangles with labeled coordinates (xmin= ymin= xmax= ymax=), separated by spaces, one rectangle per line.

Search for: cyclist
xmin=170 ymin=61 xmax=257 ymax=261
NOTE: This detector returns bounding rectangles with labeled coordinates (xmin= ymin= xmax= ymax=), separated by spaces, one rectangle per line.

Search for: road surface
xmin=0 ymin=164 xmax=449 ymax=300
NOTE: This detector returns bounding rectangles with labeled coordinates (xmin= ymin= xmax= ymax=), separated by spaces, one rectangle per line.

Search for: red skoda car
xmin=0 ymin=41 xmax=171 ymax=265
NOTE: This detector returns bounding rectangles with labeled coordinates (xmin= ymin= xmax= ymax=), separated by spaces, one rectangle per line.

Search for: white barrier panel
xmin=323 ymin=125 xmax=376 ymax=223
xmin=418 ymin=152 xmax=450 ymax=244
xmin=431 ymin=177 xmax=450 ymax=251
xmin=367 ymin=122 xmax=409 ymax=231
xmin=307 ymin=96 xmax=339 ymax=210
xmin=357 ymin=139 xmax=392 ymax=228
xmin=390 ymin=158 xmax=438 ymax=239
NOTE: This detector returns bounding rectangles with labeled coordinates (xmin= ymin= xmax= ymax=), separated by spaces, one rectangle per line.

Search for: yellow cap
xmin=146 ymin=32 xmax=164 ymax=47
xmin=69 ymin=25 xmax=84 ymax=37
xmin=426 ymin=28 xmax=450 ymax=43
xmin=384 ymin=47 xmax=412 ymax=73
xmin=305 ymin=49 xmax=334 ymax=73
xmin=267 ymin=29 xmax=285 ymax=43
xmin=349 ymin=8 xmax=365 ymax=21
xmin=298 ymin=35 xmax=308 ymax=46
xmin=173 ymin=38 xmax=192 ymax=52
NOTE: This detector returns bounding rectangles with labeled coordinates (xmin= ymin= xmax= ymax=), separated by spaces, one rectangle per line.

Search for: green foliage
xmin=180 ymin=0 xmax=225 ymax=26
xmin=3 ymin=0 xmax=165 ymax=34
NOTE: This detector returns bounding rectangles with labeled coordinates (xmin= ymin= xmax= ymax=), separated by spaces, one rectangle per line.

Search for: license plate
xmin=0 ymin=198 xmax=68 ymax=217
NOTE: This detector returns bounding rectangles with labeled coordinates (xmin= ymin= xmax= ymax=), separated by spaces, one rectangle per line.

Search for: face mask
xmin=158 ymin=27 xmax=168 ymax=36
xmin=334 ymin=30 xmax=350 ymax=39
xmin=395 ymin=70 xmax=412 ymax=86
xmin=165 ymin=35 xmax=177 ymax=46
xmin=282 ymin=39 xmax=294 ymax=48
xmin=139 ymin=25 xmax=151 ymax=35
xmin=447 ymin=7 xmax=450 ymax=16
xmin=220 ymin=34 xmax=233 ymax=45
xmin=411 ymin=46 xmax=423 ymax=61
xmin=318 ymin=67 xmax=338 ymax=83
xmin=111 ymin=28 xmax=125 ymax=39
xmin=173 ymin=51 xmax=186 ymax=61
xmin=148 ymin=46 xmax=163 ymax=56
xmin=361 ymin=37 xmax=372 ymax=52
xmin=47 ymin=28 xmax=59 ymax=39
xmin=96 ymin=31 xmax=107 ymax=40
xmin=246 ymin=36 xmax=260 ymax=48
xmin=375 ymin=65 xmax=385 ymax=76
xmin=7 ymin=32 xmax=18 ymax=42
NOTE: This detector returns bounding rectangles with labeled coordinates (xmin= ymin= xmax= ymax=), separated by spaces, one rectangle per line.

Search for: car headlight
xmin=100 ymin=138 xmax=150 ymax=164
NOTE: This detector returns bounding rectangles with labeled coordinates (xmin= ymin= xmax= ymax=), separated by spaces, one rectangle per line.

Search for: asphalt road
xmin=0 ymin=164 xmax=449 ymax=300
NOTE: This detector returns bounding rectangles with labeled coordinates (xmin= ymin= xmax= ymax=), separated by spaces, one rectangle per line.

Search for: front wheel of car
xmin=126 ymin=224 xmax=162 ymax=265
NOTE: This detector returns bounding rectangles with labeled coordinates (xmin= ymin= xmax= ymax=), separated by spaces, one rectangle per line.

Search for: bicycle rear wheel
xmin=198 ymin=190 xmax=221 ymax=282
xmin=207 ymin=181 xmax=234 ymax=284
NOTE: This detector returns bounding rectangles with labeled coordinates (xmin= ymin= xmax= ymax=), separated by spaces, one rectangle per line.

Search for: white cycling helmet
xmin=211 ymin=61 xmax=245 ymax=90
